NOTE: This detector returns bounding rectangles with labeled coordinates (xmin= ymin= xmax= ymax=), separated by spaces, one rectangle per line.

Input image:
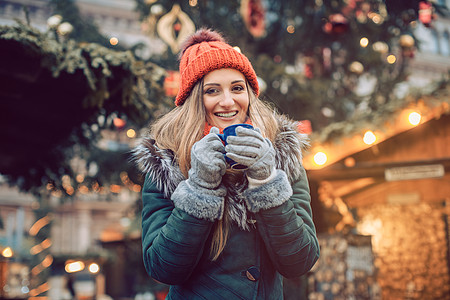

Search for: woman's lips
xmin=214 ymin=111 xmax=238 ymax=118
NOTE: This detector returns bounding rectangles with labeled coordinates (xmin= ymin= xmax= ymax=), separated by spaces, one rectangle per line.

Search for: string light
xmin=76 ymin=174 xmax=85 ymax=183
xmin=28 ymin=282 xmax=50 ymax=298
xmin=372 ymin=41 xmax=388 ymax=53
xmin=121 ymin=172 xmax=142 ymax=193
xmin=363 ymin=130 xmax=377 ymax=145
xmin=65 ymin=261 xmax=85 ymax=273
xmin=110 ymin=184 xmax=121 ymax=193
xmin=78 ymin=185 xmax=89 ymax=194
xmin=126 ymin=128 xmax=136 ymax=138
xmin=29 ymin=215 xmax=52 ymax=236
xmin=62 ymin=174 xmax=74 ymax=195
xmin=304 ymin=107 xmax=429 ymax=170
xmin=89 ymin=263 xmax=100 ymax=274
xmin=31 ymin=255 xmax=53 ymax=276
xmin=360 ymin=37 xmax=369 ymax=47
xmin=387 ymin=54 xmax=396 ymax=64
xmin=42 ymin=255 xmax=53 ymax=268
xmin=30 ymin=238 xmax=52 ymax=255
xmin=109 ymin=37 xmax=119 ymax=46
xmin=314 ymin=152 xmax=328 ymax=166
xmin=133 ymin=184 xmax=142 ymax=192
xmin=2 ymin=247 xmax=13 ymax=258
xmin=344 ymin=157 xmax=356 ymax=168
xmin=408 ymin=111 xmax=421 ymax=126
xmin=287 ymin=25 xmax=295 ymax=34
xmin=369 ymin=13 xmax=383 ymax=24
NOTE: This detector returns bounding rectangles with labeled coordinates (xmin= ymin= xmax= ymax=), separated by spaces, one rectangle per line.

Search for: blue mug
xmin=217 ymin=123 xmax=254 ymax=170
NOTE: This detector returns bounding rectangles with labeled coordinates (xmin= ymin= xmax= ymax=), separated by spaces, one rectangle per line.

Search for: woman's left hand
xmin=225 ymin=127 xmax=275 ymax=180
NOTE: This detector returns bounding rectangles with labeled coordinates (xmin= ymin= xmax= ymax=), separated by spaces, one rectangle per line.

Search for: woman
xmin=133 ymin=28 xmax=319 ymax=299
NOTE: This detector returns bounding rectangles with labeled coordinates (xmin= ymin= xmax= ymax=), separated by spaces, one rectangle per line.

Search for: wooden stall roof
xmin=303 ymin=81 xmax=450 ymax=171
xmin=307 ymin=113 xmax=450 ymax=181
xmin=303 ymin=81 xmax=450 ymax=208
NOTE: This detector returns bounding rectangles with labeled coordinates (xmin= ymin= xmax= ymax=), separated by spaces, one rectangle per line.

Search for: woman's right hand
xmin=189 ymin=127 xmax=226 ymax=189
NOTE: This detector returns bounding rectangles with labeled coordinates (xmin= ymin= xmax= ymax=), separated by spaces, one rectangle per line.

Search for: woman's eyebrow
xmin=204 ymin=79 xmax=245 ymax=86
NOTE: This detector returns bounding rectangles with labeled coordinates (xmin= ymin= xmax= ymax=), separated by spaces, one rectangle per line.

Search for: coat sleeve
xmin=141 ymin=174 xmax=215 ymax=285
xmin=244 ymin=167 xmax=320 ymax=278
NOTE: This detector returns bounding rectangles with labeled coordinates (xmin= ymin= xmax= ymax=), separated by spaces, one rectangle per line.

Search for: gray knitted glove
xmin=225 ymin=126 xmax=275 ymax=180
xmin=189 ymin=127 xmax=227 ymax=189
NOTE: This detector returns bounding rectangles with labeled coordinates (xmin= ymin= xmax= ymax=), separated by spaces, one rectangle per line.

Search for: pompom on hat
xmin=175 ymin=28 xmax=259 ymax=106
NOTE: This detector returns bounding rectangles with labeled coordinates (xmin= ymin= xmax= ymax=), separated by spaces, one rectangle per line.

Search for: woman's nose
xmin=219 ymin=91 xmax=234 ymax=106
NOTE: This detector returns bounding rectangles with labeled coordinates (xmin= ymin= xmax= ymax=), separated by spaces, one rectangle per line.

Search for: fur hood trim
xmin=132 ymin=115 xmax=309 ymax=199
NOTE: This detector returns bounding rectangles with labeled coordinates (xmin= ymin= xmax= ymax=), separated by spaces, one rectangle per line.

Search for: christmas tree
xmin=136 ymin=0 xmax=429 ymax=130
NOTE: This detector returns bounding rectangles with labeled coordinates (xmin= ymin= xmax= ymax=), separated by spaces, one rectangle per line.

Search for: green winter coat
xmin=134 ymin=117 xmax=320 ymax=299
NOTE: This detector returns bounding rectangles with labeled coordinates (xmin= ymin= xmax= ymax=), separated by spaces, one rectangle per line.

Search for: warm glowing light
xmin=344 ymin=157 xmax=356 ymax=168
xmin=30 ymin=245 xmax=40 ymax=255
xmin=110 ymin=37 xmax=119 ymax=46
xmin=65 ymin=261 xmax=85 ymax=273
xmin=372 ymin=41 xmax=388 ymax=54
xmin=313 ymin=152 xmax=327 ymax=166
xmin=133 ymin=184 xmax=142 ymax=193
xmin=370 ymin=13 xmax=382 ymax=24
xmin=360 ymin=37 xmax=369 ymax=47
xmin=126 ymin=129 xmax=136 ymax=138
xmin=110 ymin=184 xmax=121 ymax=193
xmin=358 ymin=218 xmax=382 ymax=236
xmin=78 ymin=185 xmax=89 ymax=194
xmin=29 ymin=215 xmax=51 ymax=236
xmin=30 ymin=238 xmax=52 ymax=255
xmin=387 ymin=54 xmax=396 ymax=64
xmin=233 ymin=46 xmax=241 ymax=53
xmin=120 ymin=171 xmax=129 ymax=181
xmin=65 ymin=186 xmax=74 ymax=195
xmin=189 ymin=0 xmax=198 ymax=6
xmin=29 ymin=282 xmax=50 ymax=298
xmin=113 ymin=117 xmax=126 ymax=128
xmin=349 ymin=61 xmax=364 ymax=74
xmin=41 ymin=238 xmax=52 ymax=249
xmin=42 ymin=255 xmax=54 ymax=268
xmin=2 ymin=247 xmax=13 ymax=258
xmin=31 ymin=265 xmax=43 ymax=276
xmin=76 ymin=174 xmax=85 ymax=183
xmin=408 ymin=112 xmax=421 ymax=126
xmin=89 ymin=263 xmax=100 ymax=274
xmin=287 ymin=25 xmax=295 ymax=34
xmin=363 ymin=130 xmax=376 ymax=145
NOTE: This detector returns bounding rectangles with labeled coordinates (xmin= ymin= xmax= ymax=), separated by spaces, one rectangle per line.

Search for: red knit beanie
xmin=175 ymin=28 xmax=259 ymax=106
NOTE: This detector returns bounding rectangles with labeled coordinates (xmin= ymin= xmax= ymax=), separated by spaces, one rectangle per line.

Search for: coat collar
xmin=132 ymin=115 xmax=309 ymax=199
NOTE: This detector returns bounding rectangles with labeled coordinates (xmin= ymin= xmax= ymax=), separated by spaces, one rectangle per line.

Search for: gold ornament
xmin=372 ymin=41 xmax=388 ymax=54
xmin=349 ymin=61 xmax=364 ymax=74
xmin=399 ymin=34 xmax=415 ymax=48
xmin=156 ymin=4 xmax=195 ymax=53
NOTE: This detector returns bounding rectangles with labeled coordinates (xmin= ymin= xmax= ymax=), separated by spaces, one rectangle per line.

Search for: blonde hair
xmin=150 ymin=79 xmax=279 ymax=260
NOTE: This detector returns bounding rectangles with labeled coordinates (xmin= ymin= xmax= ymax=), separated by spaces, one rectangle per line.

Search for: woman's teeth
xmin=215 ymin=112 xmax=237 ymax=118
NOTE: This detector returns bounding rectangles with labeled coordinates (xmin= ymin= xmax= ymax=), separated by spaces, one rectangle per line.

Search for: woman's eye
xmin=205 ymin=88 xmax=218 ymax=94
xmin=232 ymin=85 xmax=245 ymax=92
